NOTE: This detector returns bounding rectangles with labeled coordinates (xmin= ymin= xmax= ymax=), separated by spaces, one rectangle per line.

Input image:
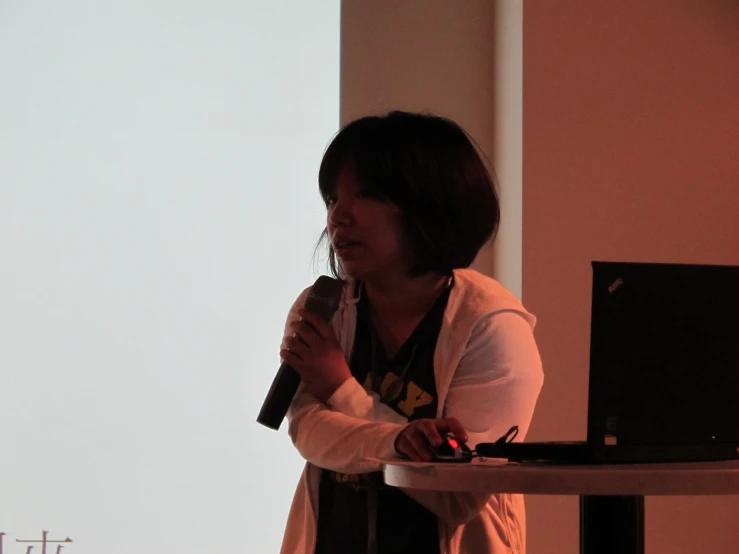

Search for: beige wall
xmin=340 ymin=0 xmax=738 ymax=552
xmin=523 ymin=1 xmax=737 ymax=553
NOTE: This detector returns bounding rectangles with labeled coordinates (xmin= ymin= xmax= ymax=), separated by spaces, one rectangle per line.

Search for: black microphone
xmin=257 ymin=275 xmax=344 ymax=431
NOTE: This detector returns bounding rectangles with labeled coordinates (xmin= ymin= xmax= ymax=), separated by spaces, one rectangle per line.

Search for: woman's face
xmin=326 ymin=166 xmax=413 ymax=282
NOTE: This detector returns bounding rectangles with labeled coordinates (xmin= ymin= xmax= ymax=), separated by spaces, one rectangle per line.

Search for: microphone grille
xmin=304 ymin=276 xmax=344 ymax=320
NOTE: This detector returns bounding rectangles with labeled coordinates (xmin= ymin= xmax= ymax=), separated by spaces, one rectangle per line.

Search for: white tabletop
xmin=380 ymin=458 xmax=739 ymax=496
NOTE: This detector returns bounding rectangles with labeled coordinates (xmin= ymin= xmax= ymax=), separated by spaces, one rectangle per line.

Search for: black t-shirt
xmin=314 ymin=281 xmax=451 ymax=554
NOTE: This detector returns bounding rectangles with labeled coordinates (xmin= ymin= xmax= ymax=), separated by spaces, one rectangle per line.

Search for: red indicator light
xmin=448 ymin=439 xmax=458 ymax=448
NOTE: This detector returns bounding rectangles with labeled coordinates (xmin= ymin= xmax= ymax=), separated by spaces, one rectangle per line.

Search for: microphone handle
xmin=257 ymin=362 xmax=301 ymax=431
xmin=256 ymin=275 xmax=343 ymax=431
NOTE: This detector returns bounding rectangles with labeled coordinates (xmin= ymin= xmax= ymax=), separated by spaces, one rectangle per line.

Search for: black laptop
xmin=477 ymin=261 xmax=739 ymax=464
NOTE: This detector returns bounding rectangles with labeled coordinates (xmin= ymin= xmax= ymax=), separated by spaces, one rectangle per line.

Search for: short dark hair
xmin=316 ymin=110 xmax=500 ymax=278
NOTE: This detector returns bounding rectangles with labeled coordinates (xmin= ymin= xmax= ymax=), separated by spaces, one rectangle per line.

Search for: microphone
xmin=257 ymin=275 xmax=344 ymax=431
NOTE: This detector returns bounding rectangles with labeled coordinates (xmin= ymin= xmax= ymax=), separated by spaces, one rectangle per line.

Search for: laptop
xmin=477 ymin=261 xmax=739 ymax=464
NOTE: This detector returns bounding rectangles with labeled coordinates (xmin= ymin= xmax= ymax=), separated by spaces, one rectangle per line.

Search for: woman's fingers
xmin=280 ymin=348 xmax=303 ymax=367
xmin=395 ymin=434 xmax=417 ymax=460
xmin=396 ymin=420 xmax=450 ymax=462
xmin=297 ymin=309 xmax=332 ymax=339
xmin=420 ymin=420 xmax=444 ymax=447
xmin=397 ymin=432 xmax=430 ymax=462
xmin=407 ymin=429 xmax=435 ymax=462
xmin=285 ymin=333 xmax=310 ymax=359
xmin=288 ymin=319 xmax=320 ymax=346
xmin=436 ymin=417 xmax=468 ymax=443
xmin=394 ymin=418 xmax=470 ymax=462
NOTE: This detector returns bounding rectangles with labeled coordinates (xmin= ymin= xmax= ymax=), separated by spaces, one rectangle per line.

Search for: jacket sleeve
xmin=401 ymin=310 xmax=544 ymax=527
xmin=281 ymin=288 xmax=407 ymax=473
xmin=326 ymin=376 xmax=409 ymax=423
xmin=287 ymin=386 xmax=406 ymax=474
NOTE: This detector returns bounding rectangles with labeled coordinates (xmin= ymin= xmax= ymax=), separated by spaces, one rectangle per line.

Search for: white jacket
xmin=279 ymin=268 xmax=544 ymax=554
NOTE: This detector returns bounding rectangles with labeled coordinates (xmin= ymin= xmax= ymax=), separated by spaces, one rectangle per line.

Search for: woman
xmin=278 ymin=111 xmax=543 ymax=554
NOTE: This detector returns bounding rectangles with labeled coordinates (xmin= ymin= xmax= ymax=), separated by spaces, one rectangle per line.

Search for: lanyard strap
xmin=363 ymin=276 xmax=450 ymax=554
xmin=366 ymin=329 xmax=417 ymax=554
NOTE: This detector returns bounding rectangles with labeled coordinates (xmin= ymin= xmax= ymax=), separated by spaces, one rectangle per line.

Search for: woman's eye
xmin=357 ymin=189 xmax=378 ymax=199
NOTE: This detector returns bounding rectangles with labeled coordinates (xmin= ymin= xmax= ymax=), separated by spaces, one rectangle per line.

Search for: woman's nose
xmin=328 ymin=196 xmax=353 ymax=227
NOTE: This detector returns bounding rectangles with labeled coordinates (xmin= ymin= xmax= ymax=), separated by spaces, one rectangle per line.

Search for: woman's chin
xmin=338 ymin=258 xmax=412 ymax=282
xmin=338 ymin=261 xmax=367 ymax=280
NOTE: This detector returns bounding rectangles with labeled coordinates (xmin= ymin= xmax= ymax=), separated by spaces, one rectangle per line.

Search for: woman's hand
xmin=280 ymin=308 xmax=352 ymax=403
xmin=394 ymin=417 xmax=468 ymax=462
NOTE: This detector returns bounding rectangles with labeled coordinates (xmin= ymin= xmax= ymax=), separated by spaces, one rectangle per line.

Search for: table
xmin=382 ymin=459 xmax=739 ymax=554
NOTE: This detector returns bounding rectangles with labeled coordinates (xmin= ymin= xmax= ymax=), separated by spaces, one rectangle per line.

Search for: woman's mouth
xmin=334 ymin=240 xmax=362 ymax=256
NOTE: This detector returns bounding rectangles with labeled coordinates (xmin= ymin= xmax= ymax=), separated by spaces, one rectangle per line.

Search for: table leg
xmin=580 ymin=495 xmax=645 ymax=554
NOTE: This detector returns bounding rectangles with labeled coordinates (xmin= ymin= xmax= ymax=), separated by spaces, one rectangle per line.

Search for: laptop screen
xmin=587 ymin=261 xmax=738 ymax=448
